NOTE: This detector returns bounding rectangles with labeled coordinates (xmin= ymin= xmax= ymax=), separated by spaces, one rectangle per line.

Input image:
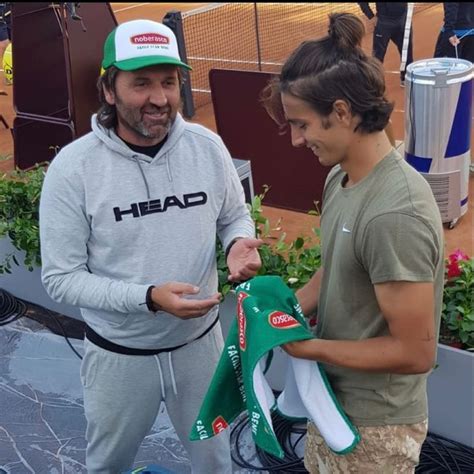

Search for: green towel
xmin=189 ymin=275 xmax=360 ymax=458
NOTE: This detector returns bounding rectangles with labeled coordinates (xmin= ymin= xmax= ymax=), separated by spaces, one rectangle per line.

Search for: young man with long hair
xmin=263 ymin=13 xmax=443 ymax=473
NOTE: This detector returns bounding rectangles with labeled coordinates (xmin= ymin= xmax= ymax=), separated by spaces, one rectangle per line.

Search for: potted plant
xmin=0 ymin=164 xmax=45 ymax=274
xmin=217 ymin=184 xmax=321 ymax=299
xmin=217 ymin=185 xmax=322 ymax=390
xmin=427 ymin=249 xmax=474 ymax=448
xmin=438 ymin=249 xmax=474 ymax=350
xmin=0 ymin=163 xmax=82 ymax=317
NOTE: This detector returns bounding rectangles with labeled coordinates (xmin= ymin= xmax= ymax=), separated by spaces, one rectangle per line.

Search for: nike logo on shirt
xmin=342 ymin=224 xmax=352 ymax=233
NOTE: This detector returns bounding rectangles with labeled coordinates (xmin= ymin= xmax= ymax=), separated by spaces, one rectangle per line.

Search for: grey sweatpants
xmin=80 ymin=322 xmax=232 ymax=474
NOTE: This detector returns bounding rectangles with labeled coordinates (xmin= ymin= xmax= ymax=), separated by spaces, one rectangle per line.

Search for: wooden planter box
xmin=0 ymin=237 xmax=82 ymax=319
xmin=427 ymin=343 xmax=474 ymax=448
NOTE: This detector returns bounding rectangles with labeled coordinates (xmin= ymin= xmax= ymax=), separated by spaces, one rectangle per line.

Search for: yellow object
xmin=2 ymin=42 xmax=12 ymax=84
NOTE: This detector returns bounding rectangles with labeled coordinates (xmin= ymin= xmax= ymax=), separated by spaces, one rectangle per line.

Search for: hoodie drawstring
xmin=133 ymin=153 xmax=173 ymax=197
xmin=133 ymin=155 xmax=151 ymax=200
xmin=165 ymin=153 xmax=172 ymax=182
xmin=153 ymin=355 xmax=166 ymax=401
xmin=153 ymin=352 xmax=178 ymax=400
xmin=168 ymin=352 xmax=178 ymax=396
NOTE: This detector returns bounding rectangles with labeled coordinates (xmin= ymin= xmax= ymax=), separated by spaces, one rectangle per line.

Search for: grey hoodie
xmin=39 ymin=113 xmax=255 ymax=349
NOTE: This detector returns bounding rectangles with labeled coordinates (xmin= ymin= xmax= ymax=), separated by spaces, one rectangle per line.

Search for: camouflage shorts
xmin=304 ymin=419 xmax=428 ymax=474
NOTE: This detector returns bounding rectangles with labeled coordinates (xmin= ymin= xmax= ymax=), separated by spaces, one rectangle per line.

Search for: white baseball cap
xmin=102 ymin=19 xmax=192 ymax=71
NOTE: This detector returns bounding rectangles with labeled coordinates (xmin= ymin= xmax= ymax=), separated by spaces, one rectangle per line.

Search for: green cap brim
xmin=111 ymin=55 xmax=192 ymax=71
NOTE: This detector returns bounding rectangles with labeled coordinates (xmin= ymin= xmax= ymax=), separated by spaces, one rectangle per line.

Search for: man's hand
xmin=151 ymin=283 xmax=221 ymax=319
xmin=227 ymin=237 xmax=263 ymax=282
xmin=449 ymin=35 xmax=460 ymax=47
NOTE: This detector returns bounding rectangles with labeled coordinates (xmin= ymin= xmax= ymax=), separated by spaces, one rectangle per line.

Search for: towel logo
xmin=212 ymin=416 xmax=228 ymax=434
xmin=269 ymin=311 xmax=300 ymax=329
xmin=237 ymin=292 xmax=249 ymax=350
xmin=195 ymin=420 xmax=209 ymax=440
xmin=251 ymin=411 xmax=261 ymax=435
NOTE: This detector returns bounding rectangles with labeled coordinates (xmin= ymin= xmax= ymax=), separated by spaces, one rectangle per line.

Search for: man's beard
xmin=116 ymin=101 xmax=175 ymax=141
xmin=134 ymin=115 xmax=172 ymax=139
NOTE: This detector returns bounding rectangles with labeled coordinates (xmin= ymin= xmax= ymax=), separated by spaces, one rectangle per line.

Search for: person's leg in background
xmin=459 ymin=35 xmax=474 ymax=63
xmin=373 ymin=19 xmax=391 ymax=66
xmin=163 ymin=322 xmax=233 ymax=474
xmin=433 ymin=31 xmax=455 ymax=58
xmin=392 ymin=21 xmax=413 ymax=86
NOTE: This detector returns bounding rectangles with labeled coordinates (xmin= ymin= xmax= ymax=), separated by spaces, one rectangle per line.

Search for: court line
xmin=188 ymin=56 xmax=281 ymax=66
xmin=185 ymin=57 xmax=429 ymax=77
xmin=183 ymin=3 xmax=229 ymax=19
xmin=113 ymin=3 xmax=151 ymax=13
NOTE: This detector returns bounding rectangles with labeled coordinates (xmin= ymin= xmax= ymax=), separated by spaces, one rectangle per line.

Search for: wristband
xmin=225 ymin=237 xmax=243 ymax=260
xmin=146 ymin=285 xmax=160 ymax=312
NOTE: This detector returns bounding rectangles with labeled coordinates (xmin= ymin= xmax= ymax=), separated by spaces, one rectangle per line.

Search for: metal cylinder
xmin=404 ymin=58 xmax=473 ymax=224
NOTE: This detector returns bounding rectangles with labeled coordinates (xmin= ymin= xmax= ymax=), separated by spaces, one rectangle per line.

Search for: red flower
xmin=446 ymin=250 xmax=470 ymax=279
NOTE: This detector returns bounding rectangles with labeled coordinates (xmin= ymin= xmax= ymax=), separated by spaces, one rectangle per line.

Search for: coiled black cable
xmin=416 ymin=433 xmax=474 ymax=473
xmin=231 ymin=399 xmax=474 ymax=473
xmin=42 ymin=305 xmax=83 ymax=360
xmin=0 ymin=287 xmax=27 ymax=326
xmin=0 ymin=288 xmax=83 ymax=360
xmin=231 ymin=409 xmax=307 ymax=472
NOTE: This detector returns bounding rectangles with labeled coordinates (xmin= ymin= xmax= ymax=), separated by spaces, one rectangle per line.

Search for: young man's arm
xmin=283 ymin=280 xmax=437 ymax=374
xmin=295 ymin=267 xmax=324 ymax=317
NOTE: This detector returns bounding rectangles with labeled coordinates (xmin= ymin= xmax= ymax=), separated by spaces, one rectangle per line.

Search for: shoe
xmin=400 ymin=80 xmax=405 ymax=88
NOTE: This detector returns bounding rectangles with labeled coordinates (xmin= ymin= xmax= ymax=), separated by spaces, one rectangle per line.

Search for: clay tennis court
xmin=0 ymin=3 xmax=454 ymax=149
xmin=0 ymin=2 xmax=472 ymax=254
xmin=108 ymin=2 xmax=467 ymax=139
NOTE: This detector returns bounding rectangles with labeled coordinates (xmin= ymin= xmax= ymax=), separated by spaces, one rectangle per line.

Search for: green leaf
xmin=294 ymin=237 xmax=304 ymax=250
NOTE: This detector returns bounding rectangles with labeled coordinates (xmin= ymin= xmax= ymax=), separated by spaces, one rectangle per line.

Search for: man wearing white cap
xmin=39 ymin=19 xmax=262 ymax=473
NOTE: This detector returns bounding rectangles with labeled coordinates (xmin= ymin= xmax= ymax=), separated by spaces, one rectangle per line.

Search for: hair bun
xmin=328 ymin=12 xmax=365 ymax=51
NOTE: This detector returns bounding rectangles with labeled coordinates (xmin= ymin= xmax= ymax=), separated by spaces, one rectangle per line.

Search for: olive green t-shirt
xmin=317 ymin=148 xmax=444 ymax=426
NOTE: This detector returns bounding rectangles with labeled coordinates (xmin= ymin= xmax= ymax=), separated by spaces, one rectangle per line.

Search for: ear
xmin=103 ymin=84 xmax=116 ymax=106
xmin=332 ymin=99 xmax=352 ymax=125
